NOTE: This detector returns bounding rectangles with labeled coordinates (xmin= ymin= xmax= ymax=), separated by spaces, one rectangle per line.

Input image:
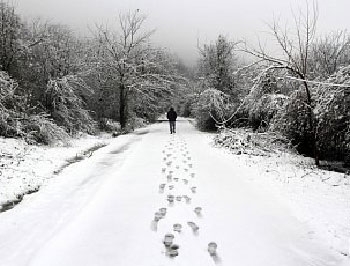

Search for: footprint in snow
xmin=151 ymin=211 xmax=164 ymax=231
xmin=208 ymin=242 xmax=222 ymax=264
xmin=154 ymin=211 xmax=163 ymax=222
xmin=167 ymin=195 xmax=174 ymax=206
xmin=194 ymin=207 xmax=202 ymax=217
xmin=183 ymin=195 xmax=191 ymax=204
xmin=166 ymin=244 xmax=179 ymax=258
xmin=163 ymin=234 xmax=174 ymax=247
xmin=159 ymin=184 xmax=165 ymax=193
xmin=173 ymin=223 xmax=182 ymax=232
xmin=159 ymin=207 xmax=167 ymax=217
xmin=187 ymin=221 xmax=199 ymax=235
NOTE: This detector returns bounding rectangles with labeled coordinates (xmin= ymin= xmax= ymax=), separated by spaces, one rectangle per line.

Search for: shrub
xmin=270 ymin=88 xmax=314 ymax=156
xmin=193 ymin=89 xmax=235 ymax=131
xmin=21 ymin=114 xmax=70 ymax=146
xmin=270 ymin=66 xmax=350 ymax=163
xmin=0 ymin=71 xmax=71 ymax=145
xmin=45 ymin=76 xmax=97 ymax=135
xmin=98 ymin=119 xmax=121 ymax=133
xmin=248 ymin=94 xmax=288 ymax=132
xmin=315 ymin=67 xmax=350 ymax=162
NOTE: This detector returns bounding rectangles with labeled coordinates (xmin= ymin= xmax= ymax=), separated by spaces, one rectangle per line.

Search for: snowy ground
xmin=226 ymin=150 xmax=350 ymax=258
xmin=0 ymin=134 xmax=111 ymax=210
xmin=0 ymin=120 xmax=348 ymax=266
xmin=212 ymin=129 xmax=350 ymax=258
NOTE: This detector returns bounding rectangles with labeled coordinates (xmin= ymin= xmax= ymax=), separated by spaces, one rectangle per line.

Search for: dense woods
xmin=0 ymin=1 xmax=349 ymax=167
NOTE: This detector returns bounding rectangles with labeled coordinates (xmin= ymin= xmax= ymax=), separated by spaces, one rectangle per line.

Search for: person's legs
xmin=170 ymin=121 xmax=175 ymax=134
xmin=173 ymin=121 xmax=176 ymax=133
xmin=169 ymin=121 xmax=173 ymax=134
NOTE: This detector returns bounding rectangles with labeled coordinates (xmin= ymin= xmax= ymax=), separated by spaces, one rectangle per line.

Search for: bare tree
xmin=240 ymin=1 xmax=321 ymax=164
xmin=311 ymin=30 xmax=350 ymax=76
xmin=93 ymin=10 xmax=155 ymax=128
xmin=93 ymin=10 xmax=186 ymax=129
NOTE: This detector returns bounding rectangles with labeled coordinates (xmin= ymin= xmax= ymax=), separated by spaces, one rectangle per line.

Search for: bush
xmin=98 ymin=119 xmax=121 ymax=133
xmin=193 ymin=89 xmax=235 ymax=131
xmin=194 ymin=111 xmax=217 ymax=131
xmin=0 ymin=71 xmax=71 ymax=145
xmin=270 ymin=88 xmax=314 ymax=156
xmin=248 ymin=94 xmax=288 ymax=132
xmin=22 ymin=114 xmax=70 ymax=146
xmin=214 ymin=128 xmax=292 ymax=156
xmin=125 ymin=117 xmax=146 ymax=132
xmin=270 ymin=66 xmax=350 ymax=164
xmin=0 ymin=71 xmax=26 ymax=138
xmin=315 ymin=67 xmax=350 ymax=162
xmin=45 ymin=77 xmax=97 ymax=135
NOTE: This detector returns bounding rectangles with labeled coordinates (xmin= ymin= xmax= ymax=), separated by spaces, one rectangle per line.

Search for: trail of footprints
xmin=152 ymin=136 xmax=219 ymax=262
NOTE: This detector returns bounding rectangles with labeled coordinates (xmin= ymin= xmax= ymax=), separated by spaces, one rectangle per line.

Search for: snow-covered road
xmin=0 ymin=120 xmax=346 ymax=266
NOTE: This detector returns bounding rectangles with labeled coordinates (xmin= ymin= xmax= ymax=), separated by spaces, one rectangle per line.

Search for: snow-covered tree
xmin=197 ymin=35 xmax=239 ymax=100
xmin=92 ymin=10 xmax=155 ymax=129
xmin=241 ymin=1 xmax=321 ymax=163
xmin=45 ymin=76 xmax=96 ymax=134
xmin=314 ymin=66 xmax=350 ymax=163
xmin=194 ymin=35 xmax=243 ymax=130
xmin=93 ymin=11 xmax=186 ymax=129
xmin=17 ymin=19 xmax=81 ymax=102
xmin=0 ymin=1 xmax=21 ymax=72
xmin=194 ymin=88 xmax=236 ymax=130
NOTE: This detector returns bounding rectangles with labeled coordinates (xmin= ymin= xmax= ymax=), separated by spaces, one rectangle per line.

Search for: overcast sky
xmin=16 ymin=0 xmax=350 ymax=65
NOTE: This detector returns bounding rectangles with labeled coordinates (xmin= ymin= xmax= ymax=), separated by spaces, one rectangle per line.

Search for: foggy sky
xmin=16 ymin=0 xmax=350 ymax=66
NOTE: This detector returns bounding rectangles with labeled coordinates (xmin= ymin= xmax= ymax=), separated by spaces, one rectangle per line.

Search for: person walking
xmin=166 ymin=108 xmax=178 ymax=134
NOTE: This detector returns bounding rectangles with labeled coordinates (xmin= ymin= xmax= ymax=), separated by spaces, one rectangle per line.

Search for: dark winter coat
xmin=166 ymin=110 xmax=178 ymax=121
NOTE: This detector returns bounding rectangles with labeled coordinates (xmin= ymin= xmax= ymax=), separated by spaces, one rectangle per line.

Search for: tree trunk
xmin=119 ymin=83 xmax=127 ymax=129
xmin=303 ymin=80 xmax=320 ymax=166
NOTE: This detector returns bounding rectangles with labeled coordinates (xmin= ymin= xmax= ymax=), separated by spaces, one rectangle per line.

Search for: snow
xmin=0 ymin=134 xmax=111 ymax=209
xmin=212 ymin=128 xmax=350 ymax=256
xmin=0 ymin=121 xmax=348 ymax=266
xmin=234 ymin=152 xmax=350 ymax=257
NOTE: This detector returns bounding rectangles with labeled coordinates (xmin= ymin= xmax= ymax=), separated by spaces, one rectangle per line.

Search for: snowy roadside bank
xmin=0 ymin=134 xmax=112 ymax=212
xmin=207 ymin=129 xmax=350 ymax=258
